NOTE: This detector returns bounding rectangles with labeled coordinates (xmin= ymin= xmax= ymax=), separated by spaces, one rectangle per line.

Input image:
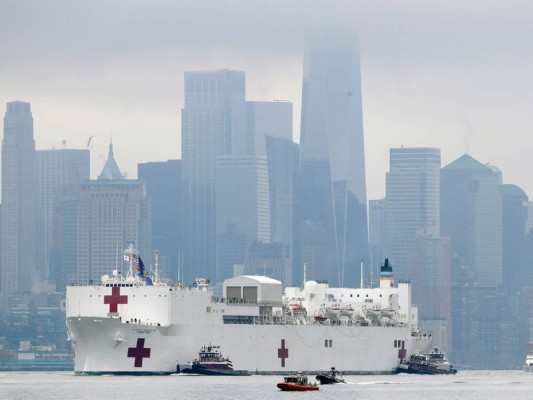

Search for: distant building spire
xmin=98 ymin=139 xmax=124 ymax=180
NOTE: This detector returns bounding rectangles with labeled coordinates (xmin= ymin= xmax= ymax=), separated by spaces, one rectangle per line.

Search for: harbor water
xmin=1 ymin=370 xmax=532 ymax=400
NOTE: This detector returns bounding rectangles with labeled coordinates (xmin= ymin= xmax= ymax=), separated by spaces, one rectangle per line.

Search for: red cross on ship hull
xmin=128 ymin=338 xmax=151 ymax=368
xmin=278 ymin=339 xmax=289 ymax=367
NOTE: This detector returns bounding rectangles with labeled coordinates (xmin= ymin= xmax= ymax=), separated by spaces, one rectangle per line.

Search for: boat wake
xmin=357 ymin=380 xmax=417 ymax=385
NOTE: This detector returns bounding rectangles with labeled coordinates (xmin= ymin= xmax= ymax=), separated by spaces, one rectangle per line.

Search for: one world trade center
xmin=299 ymin=30 xmax=369 ymax=288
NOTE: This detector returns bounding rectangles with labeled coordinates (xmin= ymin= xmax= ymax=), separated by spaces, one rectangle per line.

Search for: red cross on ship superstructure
xmin=128 ymin=338 xmax=151 ymax=367
xmin=278 ymin=339 xmax=289 ymax=367
xmin=104 ymin=286 xmax=128 ymax=313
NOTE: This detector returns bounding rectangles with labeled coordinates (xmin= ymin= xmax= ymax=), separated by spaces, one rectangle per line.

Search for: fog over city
xmin=2 ymin=1 xmax=533 ymax=200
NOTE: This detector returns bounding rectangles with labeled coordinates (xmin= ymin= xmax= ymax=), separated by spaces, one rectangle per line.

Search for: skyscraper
xmin=215 ymin=155 xmax=270 ymax=287
xmin=499 ymin=184 xmax=528 ymax=294
xmin=266 ymin=136 xmax=299 ymax=285
xmin=384 ymin=148 xmax=450 ymax=350
xmin=246 ymin=100 xmax=297 ymax=284
xmin=181 ymin=70 xmax=245 ymax=285
xmin=442 ymin=154 xmax=505 ymax=367
xmin=1 ymin=101 xmax=37 ymax=303
xmin=246 ymin=101 xmax=292 ymax=157
xmin=441 ymin=154 xmax=502 ymax=286
xmin=299 ymin=31 xmax=368 ymax=287
xmin=74 ymin=143 xmax=150 ymax=283
xmin=138 ymin=160 xmax=181 ymax=282
xmin=384 ymin=147 xmax=441 ymax=280
xmin=36 ymin=148 xmax=90 ymax=289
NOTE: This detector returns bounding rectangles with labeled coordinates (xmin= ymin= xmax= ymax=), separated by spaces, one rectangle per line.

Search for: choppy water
xmin=1 ymin=370 xmax=532 ymax=400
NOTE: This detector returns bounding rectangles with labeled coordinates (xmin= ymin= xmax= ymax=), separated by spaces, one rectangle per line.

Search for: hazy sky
xmin=2 ymin=0 xmax=533 ymax=200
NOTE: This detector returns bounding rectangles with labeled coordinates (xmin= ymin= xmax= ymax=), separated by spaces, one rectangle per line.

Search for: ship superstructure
xmin=66 ymin=252 xmax=430 ymax=375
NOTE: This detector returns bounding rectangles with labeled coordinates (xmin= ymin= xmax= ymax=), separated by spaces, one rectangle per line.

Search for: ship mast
xmin=154 ymin=250 xmax=160 ymax=284
xmin=125 ymin=242 xmax=136 ymax=280
xmin=360 ymin=260 xmax=364 ymax=288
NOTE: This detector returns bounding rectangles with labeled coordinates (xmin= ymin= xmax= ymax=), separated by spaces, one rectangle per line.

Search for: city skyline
xmin=2 ymin=2 xmax=533 ymax=201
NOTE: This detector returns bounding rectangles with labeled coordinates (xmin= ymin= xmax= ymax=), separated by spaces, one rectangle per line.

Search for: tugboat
xmin=398 ymin=347 xmax=457 ymax=375
xmin=179 ymin=344 xmax=250 ymax=376
xmin=277 ymin=372 xmax=319 ymax=391
xmin=315 ymin=367 xmax=346 ymax=384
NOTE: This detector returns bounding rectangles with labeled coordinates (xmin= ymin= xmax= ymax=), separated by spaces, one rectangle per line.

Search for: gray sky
xmin=2 ymin=0 xmax=533 ymax=200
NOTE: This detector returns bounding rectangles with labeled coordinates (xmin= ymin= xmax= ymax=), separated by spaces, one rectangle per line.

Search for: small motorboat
xmin=316 ymin=367 xmax=346 ymax=384
xmin=277 ymin=372 xmax=319 ymax=391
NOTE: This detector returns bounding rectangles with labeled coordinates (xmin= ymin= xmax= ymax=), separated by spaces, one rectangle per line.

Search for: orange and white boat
xmin=277 ymin=373 xmax=319 ymax=391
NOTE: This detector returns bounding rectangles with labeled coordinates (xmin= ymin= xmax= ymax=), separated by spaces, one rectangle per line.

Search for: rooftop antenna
xmin=86 ymin=136 xmax=93 ymax=149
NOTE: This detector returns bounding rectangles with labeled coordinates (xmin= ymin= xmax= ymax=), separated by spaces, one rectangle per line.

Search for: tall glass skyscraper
xmin=385 ymin=147 xmax=441 ymax=280
xmin=181 ymin=70 xmax=246 ymax=285
xmin=1 ymin=101 xmax=37 ymax=303
xmin=299 ymin=31 xmax=368 ymax=287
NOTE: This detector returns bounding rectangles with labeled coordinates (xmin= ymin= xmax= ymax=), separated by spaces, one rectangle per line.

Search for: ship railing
xmin=211 ymin=297 xmax=283 ymax=307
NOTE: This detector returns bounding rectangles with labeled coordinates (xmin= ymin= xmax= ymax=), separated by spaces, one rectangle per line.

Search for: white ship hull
xmin=67 ymin=316 xmax=419 ymax=374
xmin=66 ymin=266 xmax=431 ymax=375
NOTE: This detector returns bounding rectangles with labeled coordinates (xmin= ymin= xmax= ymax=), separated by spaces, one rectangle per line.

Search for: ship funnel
xmin=380 ymin=258 xmax=394 ymax=289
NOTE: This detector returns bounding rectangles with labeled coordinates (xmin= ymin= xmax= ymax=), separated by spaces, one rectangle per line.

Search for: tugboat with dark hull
xmin=179 ymin=344 xmax=250 ymax=376
xmin=315 ymin=367 xmax=346 ymax=384
xmin=398 ymin=347 xmax=457 ymax=375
